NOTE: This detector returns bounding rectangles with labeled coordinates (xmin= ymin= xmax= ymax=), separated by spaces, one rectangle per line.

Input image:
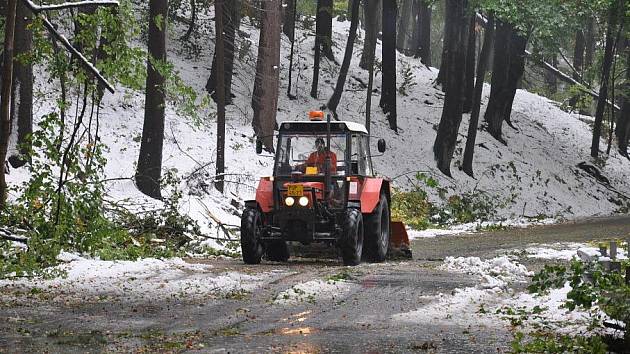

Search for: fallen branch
xmin=23 ymin=0 xmax=118 ymax=12
xmin=475 ymin=13 xmax=620 ymax=112
xmin=22 ymin=0 xmax=117 ymax=93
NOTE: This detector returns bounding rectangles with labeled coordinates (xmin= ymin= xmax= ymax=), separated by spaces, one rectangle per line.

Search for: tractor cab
xmin=242 ymin=112 xmax=410 ymax=266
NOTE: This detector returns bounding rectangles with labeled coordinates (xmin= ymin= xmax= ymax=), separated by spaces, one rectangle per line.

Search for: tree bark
xmin=616 ymin=42 xmax=630 ymax=156
xmin=435 ymin=0 xmax=454 ymax=89
xmin=433 ymin=0 xmax=469 ymax=176
xmin=136 ymin=0 xmax=168 ymax=199
xmin=252 ymin=0 xmax=281 ymax=151
xmin=501 ymin=28 xmax=527 ymax=128
xmin=206 ymin=0 xmax=240 ymax=104
xmin=8 ymin=0 xmax=32 ymax=168
xmin=319 ymin=0 xmax=335 ymax=61
xmin=396 ymin=0 xmax=417 ymax=55
xmin=462 ymin=14 xmax=476 ymax=113
xmin=311 ymin=0 xmax=324 ymax=98
xmin=286 ymin=0 xmax=298 ymax=98
xmin=591 ymin=2 xmax=618 ymax=158
xmin=380 ymin=0 xmax=397 ymax=132
xmin=283 ymin=0 xmax=295 ymax=40
xmin=462 ymin=14 xmax=494 ymax=177
xmin=483 ymin=20 xmax=526 ymax=144
xmin=544 ymin=53 xmax=557 ymax=94
xmin=584 ymin=17 xmax=596 ymax=70
xmin=415 ymin=0 xmax=432 ymax=65
xmin=569 ymin=29 xmax=585 ymax=107
xmin=359 ymin=0 xmax=379 ymax=70
xmin=327 ymin=0 xmax=360 ymax=115
xmin=0 ymin=0 xmax=17 ymax=209
xmin=215 ymin=0 xmax=226 ymax=193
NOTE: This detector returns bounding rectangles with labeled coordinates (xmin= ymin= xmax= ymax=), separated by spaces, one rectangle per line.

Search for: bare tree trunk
xmin=584 ymin=17 xmax=596 ymax=70
xmin=0 ymin=0 xmax=17 ymax=209
xmin=396 ymin=0 xmax=417 ymax=55
xmin=544 ymin=53 xmax=557 ymax=94
xmin=435 ymin=0 xmax=454 ymax=89
xmin=483 ymin=20 xmax=526 ymax=145
xmin=136 ymin=0 xmax=168 ymax=199
xmin=591 ymin=1 xmax=619 ymax=158
xmin=215 ymin=0 xmax=226 ymax=193
xmin=569 ymin=29 xmax=585 ymax=107
xmin=319 ymin=0 xmax=335 ymax=61
xmin=8 ymin=0 xmax=32 ymax=168
xmin=181 ymin=0 xmax=196 ymax=41
xmin=380 ymin=0 xmax=397 ymax=132
xmin=311 ymin=0 xmax=324 ymax=98
xmin=359 ymin=0 xmax=379 ymax=70
xmin=615 ymin=40 xmax=629 ymax=156
xmin=283 ymin=0 xmax=295 ymax=40
xmin=286 ymin=0 xmax=298 ymax=98
xmin=433 ymin=0 xmax=469 ymax=176
xmin=416 ymin=0 xmax=432 ymax=65
xmin=252 ymin=0 xmax=281 ymax=151
xmin=462 ymin=14 xmax=494 ymax=177
xmin=462 ymin=14 xmax=476 ymax=113
xmin=206 ymin=0 xmax=240 ymax=104
xmin=327 ymin=0 xmax=360 ymax=115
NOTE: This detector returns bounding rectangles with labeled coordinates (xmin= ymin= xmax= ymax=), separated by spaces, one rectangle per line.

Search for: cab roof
xmin=279 ymin=120 xmax=368 ymax=134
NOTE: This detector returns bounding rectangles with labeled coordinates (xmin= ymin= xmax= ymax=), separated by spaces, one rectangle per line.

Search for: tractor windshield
xmin=274 ymin=134 xmax=347 ymax=176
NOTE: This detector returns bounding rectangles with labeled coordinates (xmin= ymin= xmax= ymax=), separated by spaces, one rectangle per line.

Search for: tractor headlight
xmin=285 ymin=197 xmax=295 ymax=207
xmin=298 ymin=196 xmax=309 ymax=207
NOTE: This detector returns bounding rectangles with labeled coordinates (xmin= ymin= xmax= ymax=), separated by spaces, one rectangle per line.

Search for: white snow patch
xmin=1 ymin=255 xmax=277 ymax=301
xmin=525 ymin=243 xmax=627 ymax=260
xmin=441 ymin=256 xmax=533 ymax=289
xmin=274 ymin=279 xmax=357 ymax=305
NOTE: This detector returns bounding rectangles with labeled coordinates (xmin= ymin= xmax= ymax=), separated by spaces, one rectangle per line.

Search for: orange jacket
xmin=306 ymin=150 xmax=337 ymax=173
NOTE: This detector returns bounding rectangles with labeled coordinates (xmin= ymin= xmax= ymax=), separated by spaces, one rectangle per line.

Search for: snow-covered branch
xmin=524 ymin=50 xmax=621 ymax=112
xmin=22 ymin=0 xmax=119 ymax=12
xmin=21 ymin=0 xmax=117 ymax=94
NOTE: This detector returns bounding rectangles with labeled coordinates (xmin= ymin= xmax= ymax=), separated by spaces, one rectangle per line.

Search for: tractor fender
xmin=359 ymin=178 xmax=390 ymax=214
xmin=254 ymin=177 xmax=274 ymax=213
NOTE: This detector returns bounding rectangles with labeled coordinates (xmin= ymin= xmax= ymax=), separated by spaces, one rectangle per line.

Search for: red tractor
xmin=241 ymin=112 xmax=411 ymax=266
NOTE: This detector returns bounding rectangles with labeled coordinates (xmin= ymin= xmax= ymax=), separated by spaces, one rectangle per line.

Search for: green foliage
xmin=511 ymin=331 xmax=607 ymax=354
xmin=391 ymin=173 xmax=500 ymax=229
xmin=527 ymin=256 xmax=630 ymax=343
xmin=398 ymin=63 xmax=418 ymax=96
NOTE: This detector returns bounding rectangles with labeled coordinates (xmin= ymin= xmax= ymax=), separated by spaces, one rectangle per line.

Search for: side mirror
xmin=256 ymin=139 xmax=263 ymax=154
xmin=377 ymin=138 xmax=387 ymax=153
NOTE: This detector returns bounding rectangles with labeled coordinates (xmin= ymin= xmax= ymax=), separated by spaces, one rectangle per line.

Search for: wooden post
xmin=610 ymin=241 xmax=617 ymax=260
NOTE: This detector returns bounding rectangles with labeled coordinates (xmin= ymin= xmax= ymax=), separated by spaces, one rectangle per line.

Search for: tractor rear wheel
xmin=265 ymin=240 xmax=290 ymax=262
xmin=341 ymin=208 xmax=363 ymax=266
xmin=240 ymin=208 xmax=264 ymax=264
xmin=363 ymin=193 xmax=390 ymax=262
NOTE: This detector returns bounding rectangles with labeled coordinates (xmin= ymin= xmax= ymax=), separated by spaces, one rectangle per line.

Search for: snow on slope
xmin=6 ymin=13 xmax=630 ymax=248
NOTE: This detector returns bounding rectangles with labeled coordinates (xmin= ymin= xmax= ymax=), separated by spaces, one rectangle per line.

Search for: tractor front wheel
xmin=341 ymin=209 xmax=363 ymax=266
xmin=240 ymin=208 xmax=264 ymax=264
xmin=363 ymin=193 xmax=390 ymax=262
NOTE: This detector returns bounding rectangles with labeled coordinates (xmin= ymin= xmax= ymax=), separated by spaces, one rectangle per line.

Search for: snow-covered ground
xmin=5 ymin=11 xmax=630 ymax=251
xmin=393 ymin=244 xmax=620 ymax=337
xmin=0 ymin=252 xmax=284 ymax=301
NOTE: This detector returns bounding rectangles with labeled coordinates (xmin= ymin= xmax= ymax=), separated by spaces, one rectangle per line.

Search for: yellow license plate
xmin=287 ymin=185 xmax=304 ymax=197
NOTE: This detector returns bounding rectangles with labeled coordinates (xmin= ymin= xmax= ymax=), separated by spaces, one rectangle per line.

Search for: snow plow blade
xmin=389 ymin=221 xmax=412 ymax=259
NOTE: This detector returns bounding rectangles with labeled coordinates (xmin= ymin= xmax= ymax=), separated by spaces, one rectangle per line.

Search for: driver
xmin=305 ymin=137 xmax=337 ymax=174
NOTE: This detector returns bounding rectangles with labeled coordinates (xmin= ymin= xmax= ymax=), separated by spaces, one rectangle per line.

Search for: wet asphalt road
xmin=0 ymin=215 xmax=628 ymax=353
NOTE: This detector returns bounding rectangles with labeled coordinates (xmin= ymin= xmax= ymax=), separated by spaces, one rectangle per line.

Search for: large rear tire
xmin=240 ymin=208 xmax=264 ymax=264
xmin=341 ymin=209 xmax=363 ymax=266
xmin=265 ymin=240 xmax=290 ymax=262
xmin=363 ymin=193 xmax=390 ymax=262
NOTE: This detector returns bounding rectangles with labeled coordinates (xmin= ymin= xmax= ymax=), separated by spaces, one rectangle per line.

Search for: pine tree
xmin=136 ymin=0 xmax=168 ymax=199
xmin=252 ymin=0 xmax=281 ymax=151
xmin=380 ymin=0 xmax=398 ymax=132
